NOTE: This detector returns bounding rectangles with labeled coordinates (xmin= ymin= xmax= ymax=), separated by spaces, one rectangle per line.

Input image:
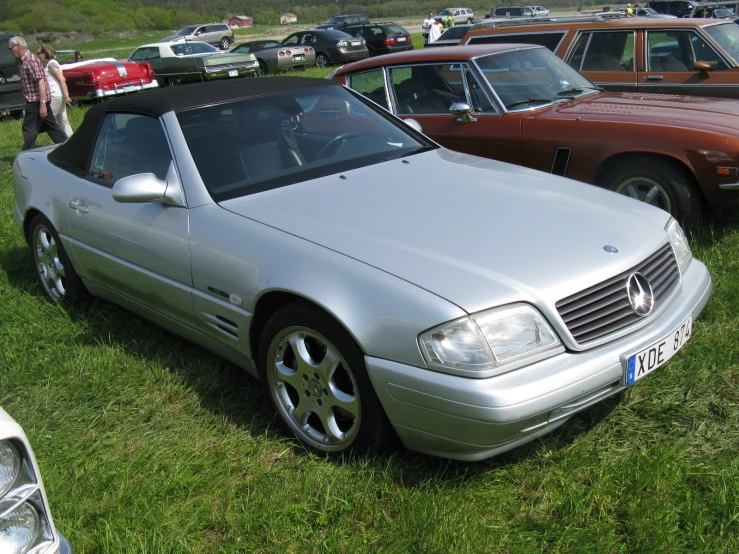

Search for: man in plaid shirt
xmin=9 ymin=36 xmax=67 ymax=151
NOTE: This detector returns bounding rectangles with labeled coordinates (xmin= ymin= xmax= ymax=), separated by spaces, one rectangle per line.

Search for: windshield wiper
xmin=557 ymin=86 xmax=603 ymax=96
xmin=384 ymin=145 xmax=437 ymax=161
xmin=505 ymin=98 xmax=552 ymax=109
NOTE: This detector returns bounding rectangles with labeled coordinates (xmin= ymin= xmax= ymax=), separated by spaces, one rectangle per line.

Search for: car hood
xmin=220 ymin=149 xmax=672 ymax=314
xmin=552 ymin=92 xmax=739 ymax=135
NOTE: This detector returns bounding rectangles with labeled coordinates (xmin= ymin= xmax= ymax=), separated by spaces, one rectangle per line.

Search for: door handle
xmin=645 ymin=75 xmax=664 ymax=81
xmin=69 ymin=199 xmax=89 ymax=213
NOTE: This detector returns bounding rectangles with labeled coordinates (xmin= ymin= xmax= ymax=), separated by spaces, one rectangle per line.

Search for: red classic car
xmin=61 ymin=58 xmax=159 ymax=100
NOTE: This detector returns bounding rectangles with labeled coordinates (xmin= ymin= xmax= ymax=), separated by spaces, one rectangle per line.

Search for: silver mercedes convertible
xmin=12 ymin=77 xmax=712 ymax=461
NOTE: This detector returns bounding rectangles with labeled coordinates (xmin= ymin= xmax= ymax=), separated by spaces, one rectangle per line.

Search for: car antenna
xmin=184 ymin=34 xmax=205 ymax=83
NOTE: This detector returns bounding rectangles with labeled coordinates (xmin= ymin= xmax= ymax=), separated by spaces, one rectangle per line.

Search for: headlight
xmin=0 ymin=503 xmax=41 ymax=554
xmin=0 ymin=440 xmax=20 ymax=498
xmin=419 ymin=303 xmax=562 ymax=377
xmin=665 ymin=218 xmax=692 ymax=273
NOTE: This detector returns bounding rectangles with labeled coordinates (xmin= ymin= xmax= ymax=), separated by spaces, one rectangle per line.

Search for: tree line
xmin=2 ymin=0 xmax=603 ymax=35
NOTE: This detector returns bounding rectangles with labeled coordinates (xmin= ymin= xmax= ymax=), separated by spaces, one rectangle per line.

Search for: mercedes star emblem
xmin=626 ymin=272 xmax=654 ymax=316
xmin=603 ymin=245 xmax=618 ymax=254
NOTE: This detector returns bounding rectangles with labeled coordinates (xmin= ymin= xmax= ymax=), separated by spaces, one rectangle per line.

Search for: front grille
xmin=556 ymin=244 xmax=680 ymax=345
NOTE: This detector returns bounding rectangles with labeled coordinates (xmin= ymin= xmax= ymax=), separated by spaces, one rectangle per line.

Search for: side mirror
xmin=403 ymin=118 xmax=423 ymax=133
xmin=449 ymin=102 xmax=477 ymax=123
xmin=693 ymin=61 xmax=711 ymax=77
xmin=113 ymin=173 xmax=167 ymax=203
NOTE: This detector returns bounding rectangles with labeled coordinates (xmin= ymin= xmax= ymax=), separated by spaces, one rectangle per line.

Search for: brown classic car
xmin=461 ymin=16 xmax=739 ymax=99
xmin=331 ymin=44 xmax=739 ymax=225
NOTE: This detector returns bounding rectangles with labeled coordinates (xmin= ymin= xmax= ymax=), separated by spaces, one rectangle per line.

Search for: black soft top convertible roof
xmin=49 ymin=77 xmax=340 ymax=177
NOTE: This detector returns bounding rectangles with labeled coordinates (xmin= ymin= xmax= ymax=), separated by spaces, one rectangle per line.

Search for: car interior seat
xmin=238 ymin=106 xmax=304 ymax=179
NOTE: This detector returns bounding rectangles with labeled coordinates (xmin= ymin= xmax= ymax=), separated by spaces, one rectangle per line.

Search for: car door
xmin=386 ymin=63 xmax=522 ymax=164
xmin=638 ymin=29 xmax=739 ymax=98
xmin=567 ymin=30 xmax=639 ymax=92
xmin=66 ymin=112 xmax=194 ymax=326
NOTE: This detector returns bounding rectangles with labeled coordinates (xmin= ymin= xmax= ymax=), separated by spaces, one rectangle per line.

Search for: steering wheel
xmin=316 ymin=133 xmax=359 ymax=159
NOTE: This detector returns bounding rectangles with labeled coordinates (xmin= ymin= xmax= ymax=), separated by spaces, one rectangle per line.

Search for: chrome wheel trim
xmin=32 ymin=225 xmax=66 ymax=300
xmin=267 ymin=326 xmax=360 ymax=451
xmin=167 ymin=77 xmax=181 ymax=87
xmin=316 ymin=54 xmax=329 ymax=68
xmin=614 ymin=176 xmax=672 ymax=213
xmin=221 ymin=38 xmax=230 ymax=50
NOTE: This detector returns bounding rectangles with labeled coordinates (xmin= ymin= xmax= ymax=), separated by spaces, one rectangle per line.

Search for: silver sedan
xmin=12 ymin=77 xmax=711 ymax=461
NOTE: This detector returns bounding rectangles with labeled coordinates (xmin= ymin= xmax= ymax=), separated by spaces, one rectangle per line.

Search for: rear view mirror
xmin=113 ymin=173 xmax=167 ymax=203
xmin=403 ymin=118 xmax=423 ymax=133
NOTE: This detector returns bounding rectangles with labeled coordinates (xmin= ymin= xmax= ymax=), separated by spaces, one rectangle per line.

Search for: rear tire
xmin=29 ymin=214 xmax=88 ymax=304
xmin=258 ymin=301 xmax=393 ymax=457
xmin=603 ymin=157 xmax=702 ymax=229
xmin=258 ymin=59 xmax=268 ymax=75
xmin=315 ymin=53 xmax=330 ymax=68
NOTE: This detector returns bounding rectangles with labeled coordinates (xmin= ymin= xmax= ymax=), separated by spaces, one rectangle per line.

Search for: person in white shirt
xmin=36 ymin=44 xmax=73 ymax=138
xmin=428 ymin=18 xmax=444 ymax=43
xmin=422 ymin=11 xmax=436 ymax=29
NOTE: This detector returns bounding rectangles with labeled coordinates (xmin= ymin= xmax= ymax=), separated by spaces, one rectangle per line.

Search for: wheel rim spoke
xmin=275 ymin=360 xmax=303 ymax=389
xmin=644 ymin=185 xmax=662 ymax=205
xmin=625 ymin=183 xmax=641 ymax=200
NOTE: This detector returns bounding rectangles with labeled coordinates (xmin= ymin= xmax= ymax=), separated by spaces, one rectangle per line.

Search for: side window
xmin=390 ymin=64 xmax=465 ymax=115
xmin=690 ymin=34 xmax=729 ymax=70
xmin=283 ymin=34 xmax=300 ymax=46
xmin=647 ymin=31 xmax=692 ymax=71
xmin=567 ymin=33 xmax=590 ymax=71
xmin=88 ymin=114 xmax=172 ymax=185
xmin=302 ymin=34 xmax=317 ymax=45
xmin=464 ymin=67 xmax=496 ymax=113
xmin=467 ymin=32 xmax=566 ymax=52
xmin=130 ymin=47 xmax=160 ymax=61
xmin=581 ymin=32 xmax=634 ymax=71
xmin=348 ymin=69 xmax=389 ymax=111
xmin=172 ymin=44 xmax=192 ymax=56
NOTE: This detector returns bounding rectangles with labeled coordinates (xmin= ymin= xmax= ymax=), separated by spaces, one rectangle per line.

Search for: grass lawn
xmin=0 ymin=74 xmax=737 ymax=553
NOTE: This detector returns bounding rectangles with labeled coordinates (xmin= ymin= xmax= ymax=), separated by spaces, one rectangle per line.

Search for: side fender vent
xmin=551 ymin=147 xmax=572 ymax=177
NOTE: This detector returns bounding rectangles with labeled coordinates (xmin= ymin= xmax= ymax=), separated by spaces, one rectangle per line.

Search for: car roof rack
xmin=471 ymin=12 xmax=626 ymax=31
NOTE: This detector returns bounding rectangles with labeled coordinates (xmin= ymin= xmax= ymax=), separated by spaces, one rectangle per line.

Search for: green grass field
xmin=0 ymin=71 xmax=737 ymax=553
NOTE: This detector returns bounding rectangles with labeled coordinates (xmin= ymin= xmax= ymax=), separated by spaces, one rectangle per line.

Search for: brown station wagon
xmin=331 ymin=44 xmax=739 ymax=225
xmin=461 ymin=17 xmax=739 ymax=100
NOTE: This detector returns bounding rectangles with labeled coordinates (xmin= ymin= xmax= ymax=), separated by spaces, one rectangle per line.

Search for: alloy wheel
xmin=33 ymin=224 xmax=66 ymax=301
xmin=614 ymin=176 xmax=672 ymax=213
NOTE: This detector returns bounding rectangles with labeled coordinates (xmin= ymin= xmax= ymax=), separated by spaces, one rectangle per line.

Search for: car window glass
xmin=464 ymin=67 xmax=496 ymax=113
xmin=348 ymin=69 xmax=390 ymax=111
xmin=302 ymin=34 xmax=318 ymax=45
xmin=172 ymin=44 xmax=192 ymax=56
xmin=689 ymin=34 xmax=729 ymax=69
xmin=567 ymin=33 xmax=590 ymax=71
xmin=130 ymin=47 xmax=160 ymax=61
xmin=283 ymin=34 xmax=300 ymax=45
xmin=474 ymin=48 xmax=595 ymax=110
xmin=176 ymin=86 xmax=425 ymax=202
xmin=647 ymin=31 xmax=692 ymax=71
xmin=704 ymin=23 xmax=739 ymax=64
xmin=88 ymin=114 xmax=172 ymax=185
xmin=234 ymin=45 xmax=250 ymax=53
xmin=191 ymin=42 xmax=218 ymax=54
xmin=390 ymin=64 xmax=465 ymax=115
xmin=580 ymin=32 xmax=634 ymax=71
xmin=468 ymin=31 xmax=566 ymax=52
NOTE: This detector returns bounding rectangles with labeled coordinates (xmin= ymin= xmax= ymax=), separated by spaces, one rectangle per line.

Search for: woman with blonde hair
xmin=36 ymin=44 xmax=73 ymax=138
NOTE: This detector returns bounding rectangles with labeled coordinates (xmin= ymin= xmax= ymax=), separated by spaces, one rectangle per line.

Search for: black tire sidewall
xmin=604 ymin=158 xmax=701 ymax=229
xmin=28 ymin=214 xmax=87 ymax=303
xmin=258 ymin=301 xmax=391 ymax=456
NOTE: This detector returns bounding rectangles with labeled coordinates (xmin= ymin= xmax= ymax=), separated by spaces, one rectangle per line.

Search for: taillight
xmin=285 ymin=50 xmax=291 ymax=56
xmin=279 ymin=50 xmax=285 ymax=56
xmin=408 ymin=36 xmax=412 ymax=44
xmin=384 ymin=37 xmax=396 ymax=45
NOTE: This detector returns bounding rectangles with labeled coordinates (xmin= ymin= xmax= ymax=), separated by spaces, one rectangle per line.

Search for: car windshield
xmin=177 ymin=86 xmax=429 ymax=202
xmin=713 ymin=8 xmax=736 ymax=17
xmin=326 ymin=17 xmax=343 ymax=24
xmin=704 ymin=22 xmax=739 ymax=63
xmin=473 ymin=48 xmax=599 ymax=111
xmin=643 ymin=7 xmax=660 ymax=14
xmin=177 ymin=25 xmax=200 ymax=36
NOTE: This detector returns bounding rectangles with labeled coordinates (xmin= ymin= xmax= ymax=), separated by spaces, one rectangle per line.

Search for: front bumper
xmin=366 ymin=259 xmax=712 ymax=461
xmin=58 ymin=531 xmax=73 ymax=554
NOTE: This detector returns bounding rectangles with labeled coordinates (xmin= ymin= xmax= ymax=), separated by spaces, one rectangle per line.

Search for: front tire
xmin=29 ymin=214 xmax=87 ymax=303
xmin=315 ymin=53 xmax=330 ymax=68
xmin=258 ymin=301 xmax=392 ymax=456
xmin=220 ymin=37 xmax=231 ymax=50
xmin=603 ymin=157 xmax=702 ymax=229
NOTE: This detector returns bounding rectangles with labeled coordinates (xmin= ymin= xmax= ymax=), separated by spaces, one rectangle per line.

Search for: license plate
xmin=351 ymin=41 xmax=361 ymax=46
xmin=294 ymin=54 xmax=304 ymax=61
xmin=397 ymin=37 xmax=407 ymax=42
xmin=624 ymin=314 xmax=692 ymax=385
xmin=123 ymin=85 xmax=135 ymax=92
xmin=228 ymin=69 xmax=238 ymax=77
